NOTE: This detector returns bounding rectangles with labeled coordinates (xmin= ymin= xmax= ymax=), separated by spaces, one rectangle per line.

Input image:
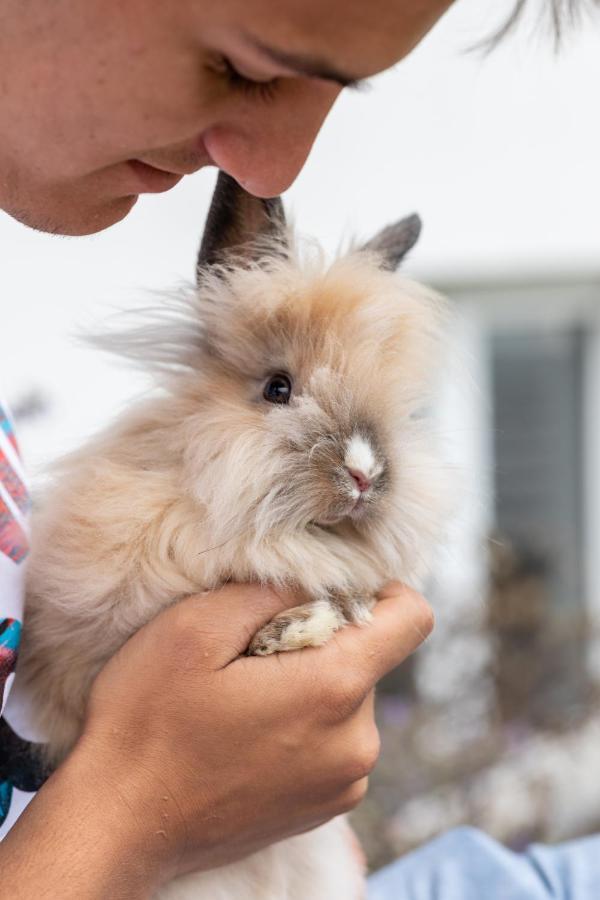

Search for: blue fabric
xmin=367 ymin=827 xmax=600 ymax=899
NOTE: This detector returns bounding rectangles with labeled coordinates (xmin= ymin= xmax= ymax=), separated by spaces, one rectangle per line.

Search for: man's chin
xmin=6 ymin=194 xmax=139 ymax=236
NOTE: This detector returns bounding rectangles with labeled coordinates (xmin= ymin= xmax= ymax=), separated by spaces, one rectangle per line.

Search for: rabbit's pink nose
xmin=347 ymin=467 xmax=372 ymax=493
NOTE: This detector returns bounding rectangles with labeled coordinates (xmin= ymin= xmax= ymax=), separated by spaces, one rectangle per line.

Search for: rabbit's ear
xmin=197 ymin=171 xmax=286 ymax=280
xmin=360 ymin=214 xmax=422 ymax=271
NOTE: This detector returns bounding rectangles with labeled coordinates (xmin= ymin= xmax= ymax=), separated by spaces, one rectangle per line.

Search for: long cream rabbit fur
xmin=18 ymin=173 xmax=451 ymax=899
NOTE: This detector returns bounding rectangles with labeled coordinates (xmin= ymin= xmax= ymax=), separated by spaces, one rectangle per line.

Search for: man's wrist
xmin=63 ymin=735 xmax=182 ymax=892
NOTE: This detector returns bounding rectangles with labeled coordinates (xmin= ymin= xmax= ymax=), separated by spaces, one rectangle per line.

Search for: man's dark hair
xmin=486 ymin=0 xmax=600 ymax=49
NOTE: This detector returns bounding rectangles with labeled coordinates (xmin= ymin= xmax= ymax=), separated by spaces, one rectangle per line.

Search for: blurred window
xmin=491 ymin=328 xmax=587 ymax=722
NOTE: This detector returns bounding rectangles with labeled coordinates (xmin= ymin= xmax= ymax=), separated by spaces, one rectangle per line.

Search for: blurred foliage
xmin=351 ymin=535 xmax=600 ymax=872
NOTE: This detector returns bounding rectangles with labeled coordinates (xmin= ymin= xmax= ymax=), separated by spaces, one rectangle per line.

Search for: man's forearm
xmin=0 ymin=742 xmax=163 ymax=900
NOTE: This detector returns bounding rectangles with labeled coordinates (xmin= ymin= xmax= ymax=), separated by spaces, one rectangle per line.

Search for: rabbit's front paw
xmin=248 ymin=600 xmax=345 ymax=656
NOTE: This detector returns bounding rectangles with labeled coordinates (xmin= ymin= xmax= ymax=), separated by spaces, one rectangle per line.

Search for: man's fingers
xmin=167 ymin=581 xmax=431 ymax=674
xmin=170 ymin=584 xmax=305 ymax=667
xmin=319 ymin=582 xmax=433 ymax=685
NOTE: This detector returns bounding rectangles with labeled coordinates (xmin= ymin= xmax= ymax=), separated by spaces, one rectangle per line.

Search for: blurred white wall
xmin=1 ymin=0 xmax=599 ymax=472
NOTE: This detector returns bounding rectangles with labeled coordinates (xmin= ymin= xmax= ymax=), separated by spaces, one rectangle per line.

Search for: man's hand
xmin=0 ymin=582 xmax=433 ymax=899
xmin=83 ymin=581 xmax=433 ymax=883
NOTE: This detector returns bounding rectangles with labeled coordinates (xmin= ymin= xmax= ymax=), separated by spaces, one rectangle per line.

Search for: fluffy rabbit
xmin=18 ymin=172 xmax=450 ymax=899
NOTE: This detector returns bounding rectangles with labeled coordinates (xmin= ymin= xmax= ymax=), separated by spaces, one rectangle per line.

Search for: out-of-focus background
xmin=2 ymin=0 xmax=600 ymax=871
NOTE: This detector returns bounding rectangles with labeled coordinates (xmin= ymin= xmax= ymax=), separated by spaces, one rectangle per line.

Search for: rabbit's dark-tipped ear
xmin=196 ymin=171 xmax=286 ymax=280
xmin=360 ymin=213 xmax=422 ymax=271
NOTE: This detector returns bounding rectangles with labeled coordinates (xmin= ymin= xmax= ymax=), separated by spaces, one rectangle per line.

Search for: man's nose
xmin=203 ymin=82 xmax=340 ymax=197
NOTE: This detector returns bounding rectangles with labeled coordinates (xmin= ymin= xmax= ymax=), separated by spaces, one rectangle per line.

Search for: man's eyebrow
xmin=245 ymin=37 xmax=367 ymax=89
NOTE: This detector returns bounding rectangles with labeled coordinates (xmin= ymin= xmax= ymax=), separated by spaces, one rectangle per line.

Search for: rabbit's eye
xmin=263 ymin=373 xmax=292 ymax=404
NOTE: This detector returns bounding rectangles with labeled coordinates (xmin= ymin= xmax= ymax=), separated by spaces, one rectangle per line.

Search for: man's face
xmin=0 ymin=0 xmax=452 ymax=235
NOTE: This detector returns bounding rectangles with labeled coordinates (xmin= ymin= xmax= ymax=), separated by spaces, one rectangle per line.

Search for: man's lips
xmin=126 ymin=159 xmax=185 ymax=193
xmin=126 ymin=147 xmax=214 ymax=193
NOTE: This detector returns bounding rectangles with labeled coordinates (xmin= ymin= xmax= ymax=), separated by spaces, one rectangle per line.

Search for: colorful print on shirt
xmin=0 ymin=399 xmax=47 ymax=833
xmin=0 ymin=404 xmax=29 ymax=565
xmin=0 ymin=619 xmax=51 ymax=827
xmin=0 ymin=619 xmax=20 ymax=711
xmin=0 ymin=617 xmax=50 ymax=827
xmin=0 ymin=406 xmax=19 ymax=456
